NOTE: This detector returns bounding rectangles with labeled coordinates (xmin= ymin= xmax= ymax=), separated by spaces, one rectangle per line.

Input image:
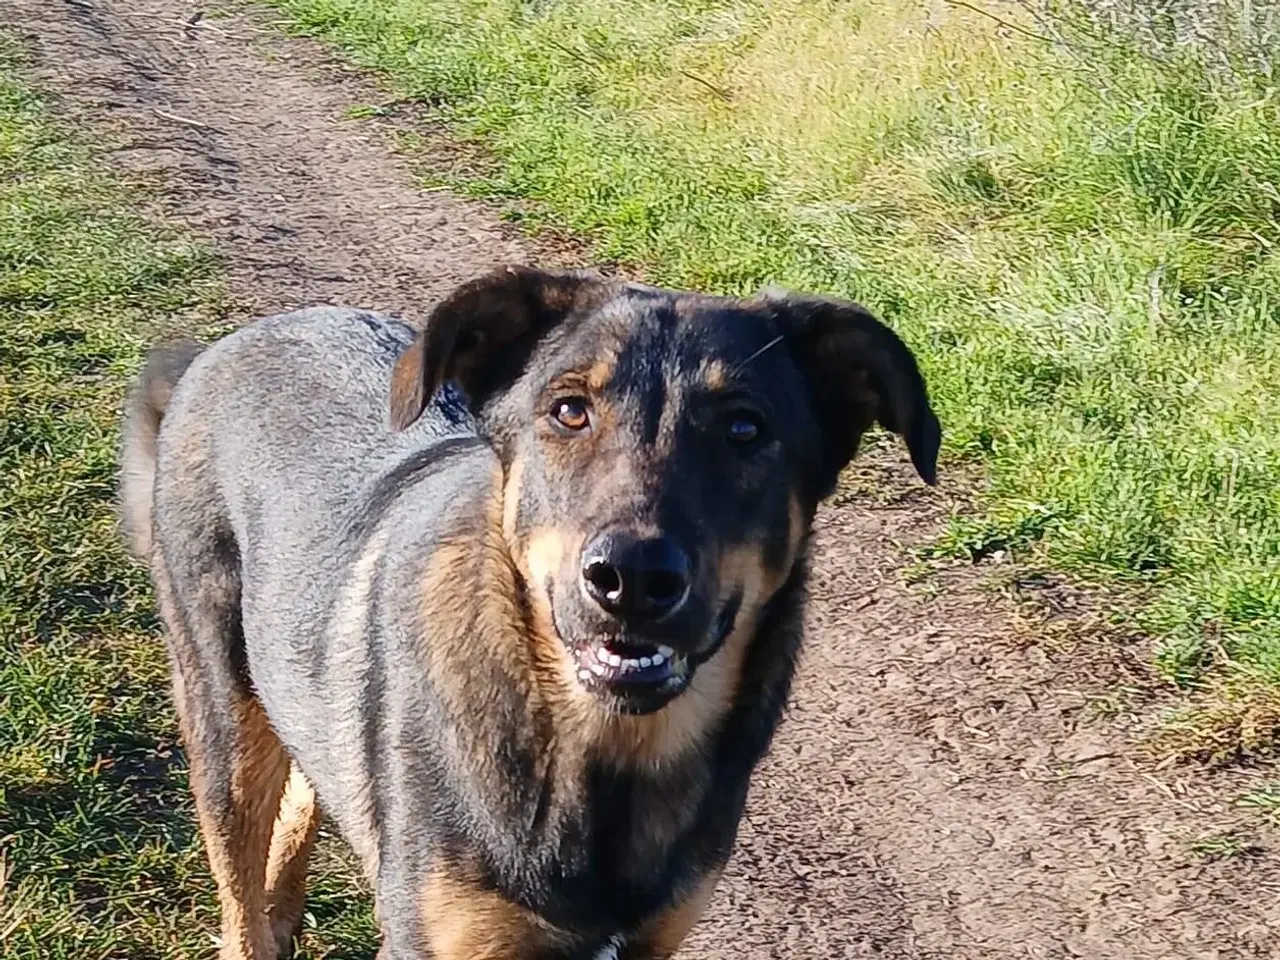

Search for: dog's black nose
xmin=581 ymin=533 xmax=691 ymax=622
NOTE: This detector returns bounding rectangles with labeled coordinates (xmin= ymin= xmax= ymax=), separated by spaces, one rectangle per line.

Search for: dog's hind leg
xmin=154 ymin=547 xmax=290 ymax=960
xmin=265 ymin=763 xmax=323 ymax=957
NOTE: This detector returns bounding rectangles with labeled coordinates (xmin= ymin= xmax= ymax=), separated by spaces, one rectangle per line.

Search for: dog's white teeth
xmin=580 ymin=643 xmax=674 ymax=680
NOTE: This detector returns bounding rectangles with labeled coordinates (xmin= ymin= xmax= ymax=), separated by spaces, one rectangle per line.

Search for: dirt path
xmin=9 ymin=1 xmax=1280 ymax=957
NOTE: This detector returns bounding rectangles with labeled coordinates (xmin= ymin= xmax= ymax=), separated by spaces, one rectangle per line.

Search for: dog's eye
xmin=726 ymin=411 xmax=764 ymax=446
xmin=551 ymin=398 xmax=591 ymax=432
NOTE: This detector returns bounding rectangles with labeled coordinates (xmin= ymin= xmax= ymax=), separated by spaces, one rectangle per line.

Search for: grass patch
xmin=263 ymin=0 xmax=1280 ymax=721
xmin=0 ymin=46 xmax=375 ymax=958
xmin=1152 ymin=677 xmax=1280 ymax=767
xmin=1236 ymin=780 xmax=1280 ymax=825
xmin=1186 ymin=828 xmax=1263 ymax=861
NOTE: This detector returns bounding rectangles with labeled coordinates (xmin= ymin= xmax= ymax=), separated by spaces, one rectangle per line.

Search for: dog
xmin=118 ymin=266 xmax=940 ymax=960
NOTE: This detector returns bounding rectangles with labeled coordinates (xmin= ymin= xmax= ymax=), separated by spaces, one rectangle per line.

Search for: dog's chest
xmin=486 ymin=759 xmax=716 ymax=932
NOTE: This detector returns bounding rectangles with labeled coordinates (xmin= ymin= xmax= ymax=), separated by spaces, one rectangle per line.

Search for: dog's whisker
xmin=733 ymin=334 xmax=784 ymax=373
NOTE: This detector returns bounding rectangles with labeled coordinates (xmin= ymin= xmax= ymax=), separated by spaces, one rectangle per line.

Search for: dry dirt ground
xmin=8 ymin=0 xmax=1280 ymax=957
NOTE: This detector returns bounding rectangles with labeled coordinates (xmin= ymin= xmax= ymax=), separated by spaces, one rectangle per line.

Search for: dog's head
xmin=391 ymin=266 xmax=939 ymax=716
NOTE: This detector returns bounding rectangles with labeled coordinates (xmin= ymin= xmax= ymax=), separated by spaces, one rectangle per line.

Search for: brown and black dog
xmin=118 ymin=266 xmax=940 ymax=959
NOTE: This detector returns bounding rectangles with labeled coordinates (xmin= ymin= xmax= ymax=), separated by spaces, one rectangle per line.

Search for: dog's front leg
xmin=371 ymin=865 xmax=578 ymax=959
xmin=620 ymin=868 xmax=724 ymax=960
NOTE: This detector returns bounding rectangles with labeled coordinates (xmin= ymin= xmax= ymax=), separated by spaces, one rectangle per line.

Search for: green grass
xmin=1186 ymin=828 xmax=1262 ymax=861
xmin=262 ymin=0 xmax=1280 ymax=711
xmin=0 ymin=49 xmax=375 ymax=958
xmin=1237 ymin=781 xmax=1280 ymax=825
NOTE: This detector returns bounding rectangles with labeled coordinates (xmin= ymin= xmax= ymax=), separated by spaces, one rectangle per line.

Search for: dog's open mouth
xmin=564 ymin=595 xmax=741 ymax=710
xmin=573 ymin=641 xmax=684 ymax=688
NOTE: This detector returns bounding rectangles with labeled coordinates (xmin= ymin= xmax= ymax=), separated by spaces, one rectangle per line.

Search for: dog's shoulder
xmin=196 ymin=306 xmax=415 ymax=381
xmin=166 ymin=306 xmax=442 ymax=442
xmin=156 ymin=304 xmax=486 ymax=565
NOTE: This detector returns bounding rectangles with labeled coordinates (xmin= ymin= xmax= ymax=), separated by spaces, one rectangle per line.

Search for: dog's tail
xmin=118 ymin=340 xmax=205 ymax=560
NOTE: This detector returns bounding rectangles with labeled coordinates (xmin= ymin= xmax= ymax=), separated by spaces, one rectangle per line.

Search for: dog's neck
xmin=404 ymin=464 xmax=804 ymax=930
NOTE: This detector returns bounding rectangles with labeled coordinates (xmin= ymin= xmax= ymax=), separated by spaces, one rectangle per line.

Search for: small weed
xmin=1187 ymin=829 xmax=1262 ymax=861
xmin=901 ymin=560 xmax=934 ymax=587
xmin=1152 ymin=679 xmax=1280 ymax=767
xmin=1236 ymin=782 xmax=1280 ymax=825
xmin=907 ymin=576 xmax=944 ymax=604
xmin=341 ymin=102 xmax=385 ymax=119
xmin=1087 ymin=690 xmax=1136 ymax=721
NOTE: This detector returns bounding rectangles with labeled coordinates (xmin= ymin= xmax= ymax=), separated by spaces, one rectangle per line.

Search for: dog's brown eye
xmin=726 ymin=412 xmax=763 ymax=445
xmin=551 ymin=398 xmax=590 ymax=431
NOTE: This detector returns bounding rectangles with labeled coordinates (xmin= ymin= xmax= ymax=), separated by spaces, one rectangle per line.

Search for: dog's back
xmin=124 ymin=306 xmax=483 ymax=568
xmin=121 ymin=308 xmax=428 ymax=549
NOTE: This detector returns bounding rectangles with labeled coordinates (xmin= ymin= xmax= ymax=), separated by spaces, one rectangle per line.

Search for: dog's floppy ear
xmin=390 ymin=266 xmax=608 ymax=430
xmin=760 ymin=287 xmax=941 ymax=493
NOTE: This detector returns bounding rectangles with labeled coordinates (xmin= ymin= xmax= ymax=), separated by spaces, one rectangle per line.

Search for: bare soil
xmin=9 ymin=1 xmax=1280 ymax=956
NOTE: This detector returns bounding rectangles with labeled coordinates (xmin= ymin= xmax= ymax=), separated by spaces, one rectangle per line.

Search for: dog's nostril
xmin=582 ymin=533 xmax=691 ymax=620
xmin=646 ymin=569 xmax=686 ymax=606
xmin=584 ymin=560 xmax=623 ymax=602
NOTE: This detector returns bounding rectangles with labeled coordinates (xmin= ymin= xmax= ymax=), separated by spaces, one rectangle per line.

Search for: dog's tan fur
xmin=420 ymin=866 xmax=579 ymax=959
xmin=265 ymin=765 xmax=323 ymax=955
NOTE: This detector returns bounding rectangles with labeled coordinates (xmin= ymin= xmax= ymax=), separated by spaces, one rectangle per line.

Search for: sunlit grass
xmin=264 ymin=0 xmax=1280 ymax=716
xmin=0 ymin=47 xmax=376 ymax=959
